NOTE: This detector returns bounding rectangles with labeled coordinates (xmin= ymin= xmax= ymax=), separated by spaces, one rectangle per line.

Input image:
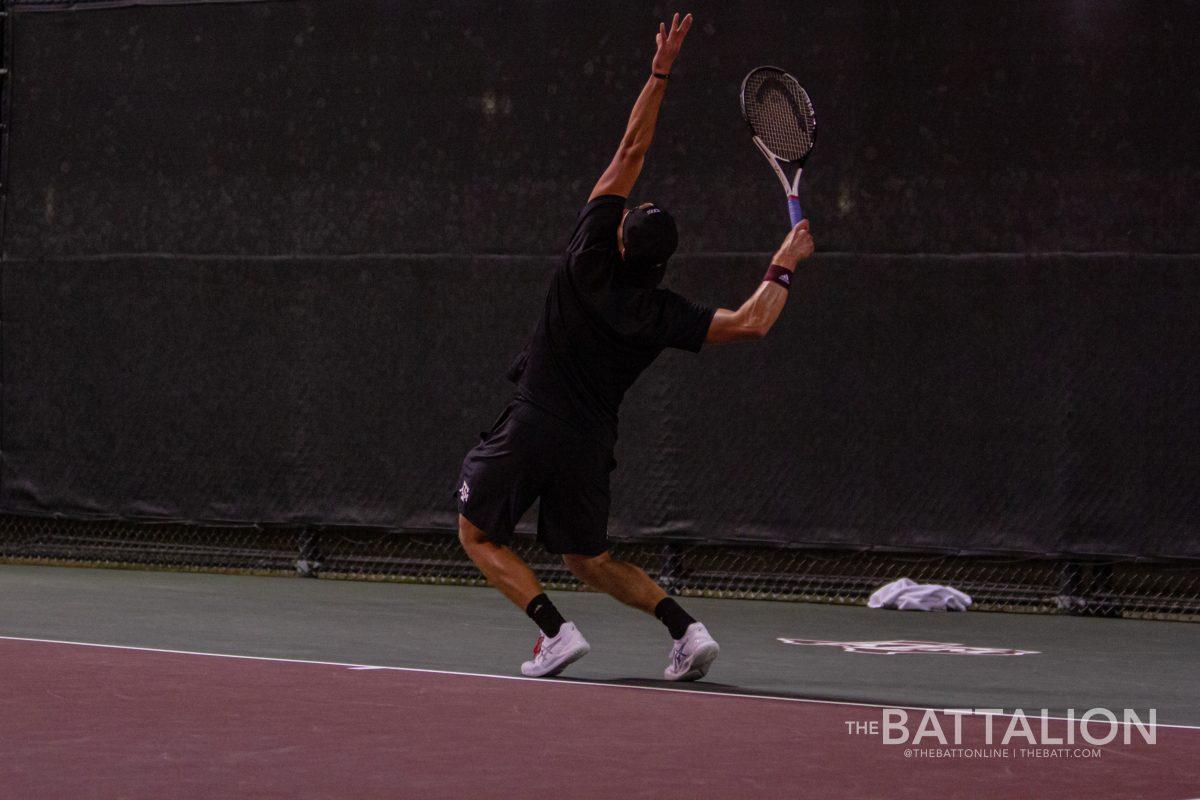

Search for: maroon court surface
xmin=2 ymin=637 xmax=1197 ymax=799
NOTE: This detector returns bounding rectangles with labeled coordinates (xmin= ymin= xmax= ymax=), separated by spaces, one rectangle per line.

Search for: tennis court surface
xmin=3 ymin=564 xmax=1198 ymax=799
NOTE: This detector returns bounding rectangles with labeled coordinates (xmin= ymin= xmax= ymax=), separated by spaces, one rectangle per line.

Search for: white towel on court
xmin=868 ymin=577 xmax=972 ymax=611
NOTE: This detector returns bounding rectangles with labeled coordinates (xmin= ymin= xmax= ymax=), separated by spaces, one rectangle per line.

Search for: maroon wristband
xmin=762 ymin=263 xmax=794 ymax=290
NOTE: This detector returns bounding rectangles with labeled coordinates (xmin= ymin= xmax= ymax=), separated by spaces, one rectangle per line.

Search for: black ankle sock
xmin=654 ymin=597 xmax=697 ymax=640
xmin=525 ymin=593 xmax=566 ymax=638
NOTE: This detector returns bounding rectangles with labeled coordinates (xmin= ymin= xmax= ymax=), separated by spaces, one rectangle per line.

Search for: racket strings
xmin=742 ymin=72 xmax=815 ymax=162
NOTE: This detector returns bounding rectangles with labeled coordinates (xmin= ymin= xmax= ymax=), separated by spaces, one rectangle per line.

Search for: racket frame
xmin=739 ymin=65 xmax=816 ymax=226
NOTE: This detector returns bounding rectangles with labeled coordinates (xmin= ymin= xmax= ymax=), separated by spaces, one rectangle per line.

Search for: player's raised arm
xmin=588 ymin=12 xmax=693 ymax=202
xmin=706 ymin=220 xmax=814 ymax=344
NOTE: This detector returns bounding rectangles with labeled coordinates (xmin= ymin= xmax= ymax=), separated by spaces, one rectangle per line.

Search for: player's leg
xmin=456 ymin=403 xmax=590 ymax=677
xmin=457 ymin=514 xmax=542 ymax=608
xmin=458 ymin=515 xmax=590 ymax=677
xmin=456 ymin=402 xmax=552 ymax=611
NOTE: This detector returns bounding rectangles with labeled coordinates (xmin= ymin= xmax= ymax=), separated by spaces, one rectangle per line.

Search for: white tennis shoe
xmin=664 ymin=622 xmax=720 ymax=682
xmin=521 ymin=622 xmax=591 ymax=678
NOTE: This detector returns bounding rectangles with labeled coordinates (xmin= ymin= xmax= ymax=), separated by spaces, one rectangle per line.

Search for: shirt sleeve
xmin=649 ymin=289 xmax=717 ymax=353
xmin=567 ymin=195 xmax=625 ymax=254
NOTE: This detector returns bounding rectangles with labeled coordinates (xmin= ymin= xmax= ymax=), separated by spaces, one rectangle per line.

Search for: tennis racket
xmin=740 ymin=66 xmax=817 ymax=227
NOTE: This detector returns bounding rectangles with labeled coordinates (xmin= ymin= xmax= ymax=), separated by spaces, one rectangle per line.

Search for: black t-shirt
xmin=510 ymin=195 xmax=715 ymax=445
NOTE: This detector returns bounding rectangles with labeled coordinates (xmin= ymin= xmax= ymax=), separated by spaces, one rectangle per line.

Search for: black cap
xmin=622 ymin=204 xmax=678 ymax=270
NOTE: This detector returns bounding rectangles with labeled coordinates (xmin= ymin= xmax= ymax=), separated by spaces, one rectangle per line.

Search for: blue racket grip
xmin=787 ymin=194 xmax=804 ymax=227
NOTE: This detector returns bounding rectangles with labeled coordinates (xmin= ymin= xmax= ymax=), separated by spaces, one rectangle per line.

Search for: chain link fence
xmin=2 ymin=514 xmax=1198 ymax=621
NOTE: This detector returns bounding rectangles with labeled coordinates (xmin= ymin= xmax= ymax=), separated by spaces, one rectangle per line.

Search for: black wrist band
xmin=652 ymin=71 xmax=670 ymax=80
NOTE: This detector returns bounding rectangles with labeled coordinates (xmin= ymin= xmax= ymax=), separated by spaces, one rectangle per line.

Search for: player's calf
xmin=563 ymin=551 xmax=665 ymax=613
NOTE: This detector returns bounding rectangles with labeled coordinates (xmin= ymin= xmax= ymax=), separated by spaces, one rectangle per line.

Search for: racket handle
xmin=787 ymin=195 xmax=804 ymax=227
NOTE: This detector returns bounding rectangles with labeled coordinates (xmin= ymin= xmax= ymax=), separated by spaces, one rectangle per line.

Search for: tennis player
xmin=456 ymin=12 xmax=814 ymax=680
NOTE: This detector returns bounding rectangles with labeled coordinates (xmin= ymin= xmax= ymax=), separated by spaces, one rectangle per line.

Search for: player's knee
xmin=562 ymin=551 xmax=611 ymax=579
xmin=457 ymin=515 xmax=488 ymax=551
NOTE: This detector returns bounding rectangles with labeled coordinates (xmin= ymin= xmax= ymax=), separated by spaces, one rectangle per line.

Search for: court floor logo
xmin=777 ymin=638 xmax=1039 ymax=656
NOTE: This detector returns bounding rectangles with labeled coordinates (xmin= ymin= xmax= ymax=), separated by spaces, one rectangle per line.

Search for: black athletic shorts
xmin=455 ymin=400 xmax=615 ymax=556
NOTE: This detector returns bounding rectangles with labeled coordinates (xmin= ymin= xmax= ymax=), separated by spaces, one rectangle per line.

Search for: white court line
xmin=3 ymin=633 xmax=1199 ymax=732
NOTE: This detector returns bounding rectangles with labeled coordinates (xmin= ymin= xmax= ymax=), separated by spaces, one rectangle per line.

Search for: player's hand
xmin=652 ymin=12 xmax=693 ymax=74
xmin=772 ymin=219 xmax=814 ymax=270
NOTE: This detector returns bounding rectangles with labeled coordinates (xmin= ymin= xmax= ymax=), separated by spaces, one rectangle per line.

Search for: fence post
xmin=658 ymin=543 xmax=683 ymax=595
xmin=296 ymin=527 xmax=323 ymax=577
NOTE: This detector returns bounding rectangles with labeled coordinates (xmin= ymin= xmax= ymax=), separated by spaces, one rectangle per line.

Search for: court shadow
xmin=552 ymin=675 xmax=910 ymax=707
xmin=555 ymin=674 xmax=801 ymax=701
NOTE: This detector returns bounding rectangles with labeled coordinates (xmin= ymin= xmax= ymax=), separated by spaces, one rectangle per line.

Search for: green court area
xmin=3 ymin=564 xmax=1197 ymax=726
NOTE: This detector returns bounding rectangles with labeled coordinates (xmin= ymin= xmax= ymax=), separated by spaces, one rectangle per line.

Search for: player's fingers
xmin=671 ymin=12 xmax=680 ymax=32
xmin=680 ymin=13 xmax=693 ymax=34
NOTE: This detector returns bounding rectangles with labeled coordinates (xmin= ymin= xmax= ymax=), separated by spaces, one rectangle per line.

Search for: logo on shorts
xmin=458 ymin=480 xmax=470 ymax=504
xmin=777 ymin=638 xmax=1039 ymax=656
